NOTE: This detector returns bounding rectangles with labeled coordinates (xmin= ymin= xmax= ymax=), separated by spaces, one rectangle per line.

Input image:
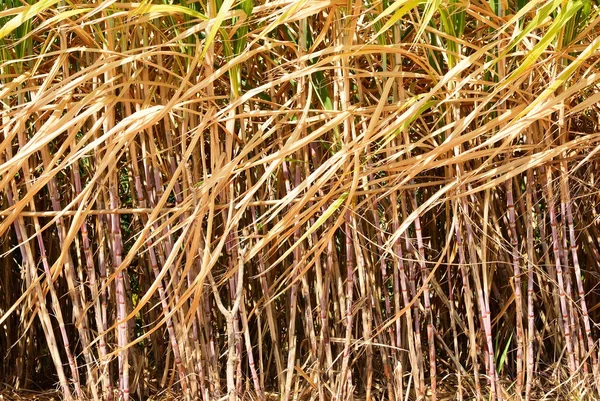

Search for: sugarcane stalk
xmin=505 ymin=178 xmax=525 ymax=395
xmin=250 ymin=204 xmax=285 ymax=392
xmin=410 ymin=193 xmax=436 ymax=400
xmin=560 ymin=160 xmax=599 ymax=385
xmin=453 ymin=203 xmax=482 ymax=401
xmin=401 ymin=193 xmax=426 ymax=399
xmin=5 ymin=182 xmax=73 ymax=401
xmin=390 ymin=186 xmax=420 ymax=399
xmin=283 ymin=161 xmax=301 ymax=401
xmin=337 ymin=209 xmax=355 ymax=400
xmin=544 ymin=167 xmax=577 ymax=374
xmin=5 ymin=117 xmax=84 ymax=399
xmin=209 ymin=246 xmax=244 ymax=401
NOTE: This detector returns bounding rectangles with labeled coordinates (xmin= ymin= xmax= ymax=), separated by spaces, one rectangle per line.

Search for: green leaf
xmin=372 ymin=0 xmax=422 ymax=38
xmin=497 ymin=331 xmax=513 ymax=373
xmin=0 ymin=0 xmax=61 ymax=41
xmin=201 ymin=0 xmax=235 ymax=59
xmin=414 ymin=0 xmax=441 ymax=43
xmin=507 ymin=0 xmax=585 ymax=83
xmin=493 ymin=0 xmax=562 ymax=64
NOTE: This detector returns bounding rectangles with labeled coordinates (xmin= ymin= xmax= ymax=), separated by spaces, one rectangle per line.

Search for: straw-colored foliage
xmin=2 ymin=0 xmax=600 ymax=400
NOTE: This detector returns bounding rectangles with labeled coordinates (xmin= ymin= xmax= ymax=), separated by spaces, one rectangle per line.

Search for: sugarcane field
xmin=2 ymin=1 xmax=600 ymax=400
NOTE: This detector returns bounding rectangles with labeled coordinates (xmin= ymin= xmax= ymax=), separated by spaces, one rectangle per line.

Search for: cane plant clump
xmin=2 ymin=1 xmax=600 ymax=401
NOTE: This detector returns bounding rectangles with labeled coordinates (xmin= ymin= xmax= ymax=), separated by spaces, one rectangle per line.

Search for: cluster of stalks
xmin=3 ymin=1 xmax=600 ymax=400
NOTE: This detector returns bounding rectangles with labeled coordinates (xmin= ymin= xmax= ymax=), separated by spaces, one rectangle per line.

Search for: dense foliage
xmin=2 ymin=1 xmax=600 ymax=400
